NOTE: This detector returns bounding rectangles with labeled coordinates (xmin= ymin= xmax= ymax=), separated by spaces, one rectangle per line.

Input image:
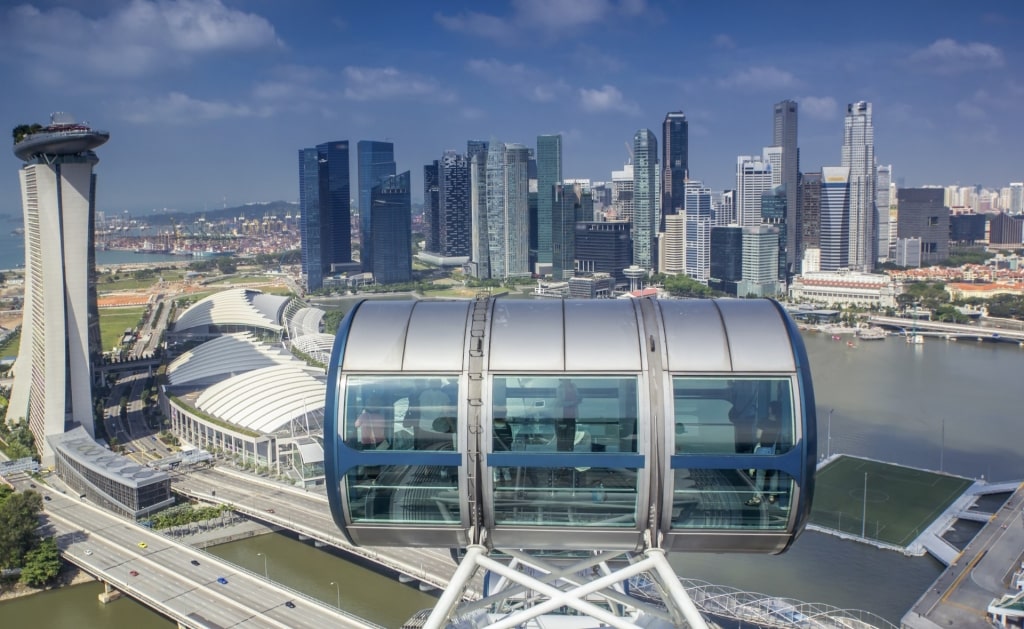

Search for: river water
xmin=2 ymin=328 xmax=1022 ymax=626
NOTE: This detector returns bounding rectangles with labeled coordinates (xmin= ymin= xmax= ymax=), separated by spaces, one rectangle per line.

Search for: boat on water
xmin=13 ymin=112 xmax=109 ymax=161
xmin=847 ymin=341 xmax=857 ymax=348
xmin=857 ymin=327 xmax=886 ymax=341
xmin=907 ymin=333 xmax=924 ymax=345
xmin=831 ymin=334 xmax=841 ymax=341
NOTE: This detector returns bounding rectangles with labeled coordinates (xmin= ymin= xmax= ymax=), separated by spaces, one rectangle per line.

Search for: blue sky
xmin=1 ymin=0 xmax=1021 ymax=215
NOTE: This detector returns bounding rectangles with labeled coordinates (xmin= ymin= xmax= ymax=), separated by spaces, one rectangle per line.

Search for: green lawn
xmin=98 ymin=269 xmax=187 ymax=292
xmin=810 ymin=455 xmax=973 ymax=546
xmin=99 ymin=306 xmax=147 ymax=352
xmin=0 ymin=333 xmax=19 ymax=359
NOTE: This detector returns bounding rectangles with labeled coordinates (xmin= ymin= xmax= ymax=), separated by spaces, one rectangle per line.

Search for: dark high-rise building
xmin=423 ymin=160 xmax=440 ymax=254
xmin=536 ymin=134 xmax=562 ymax=265
xmin=369 ymin=171 xmax=412 ymax=284
xmin=772 ymin=100 xmax=799 ymax=274
xmin=761 ymin=184 xmax=788 ymax=280
xmin=896 ymin=188 xmax=949 ymax=265
xmin=709 ymin=225 xmax=744 ymax=296
xmin=798 ymin=172 xmax=821 ymax=268
xmin=299 ymin=140 xmax=351 ymax=291
xmin=950 ymin=214 xmax=986 ymax=244
xmin=357 ymin=140 xmax=396 ymax=273
xmin=439 ymin=150 xmax=471 ymax=257
xmin=467 ymin=140 xmax=490 ymax=279
xmin=552 ymin=183 xmax=592 ymax=280
xmin=574 ymin=221 xmax=632 ymax=283
xmin=661 ymin=111 xmax=688 ymax=225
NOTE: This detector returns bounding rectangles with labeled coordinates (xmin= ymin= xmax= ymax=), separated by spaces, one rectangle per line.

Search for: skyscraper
xmin=299 ymin=141 xmax=351 ymax=291
xmin=552 ymin=182 xmax=590 ymax=280
xmin=661 ymin=111 xmax=688 ymax=223
xmin=841 ymin=101 xmax=876 ymax=272
xmin=772 ymin=100 xmax=799 ymax=274
xmin=611 ymin=163 xmax=634 ymax=222
xmin=896 ymin=188 xmax=949 ymax=266
xmin=9 ymin=114 xmax=108 ymax=461
xmin=632 ymin=129 xmax=658 ymax=271
xmin=467 ymin=140 xmax=490 ymax=279
xmin=684 ymin=181 xmax=713 ymax=284
xmin=438 ymin=150 xmax=471 ymax=258
xmin=875 ymin=164 xmax=892 ymax=263
xmin=739 ymin=225 xmax=781 ymax=298
xmin=709 ymin=225 xmax=744 ymax=296
xmin=536 ymin=134 xmax=562 ymax=266
xmin=357 ymin=140 xmax=396 ymax=273
xmin=760 ymin=185 xmax=788 ymax=280
xmin=820 ymin=167 xmax=851 ymax=271
xmin=575 ymin=221 xmax=632 ymax=282
xmin=736 ymin=156 xmax=773 ymax=227
xmin=423 ymin=160 xmax=440 ymax=254
xmin=798 ymin=172 xmax=822 ymax=271
xmin=486 ymin=142 xmax=531 ymax=279
xmin=369 ymin=171 xmax=412 ymax=284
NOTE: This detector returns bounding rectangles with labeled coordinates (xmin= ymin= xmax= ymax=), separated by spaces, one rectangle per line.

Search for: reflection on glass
xmin=492 ymin=466 xmax=637 ymax=527
xmin=491 ymin=375 xmax=639 ymax=454
xmin=672 ymin=377 xmax=795 ymax=455
xmin=346 ymin=465 xmax=459 ymax=523
xmin=344 ymin=376 xmax=458 ymax=451
xmin=672 ymin=468 xmax=793 ymax=530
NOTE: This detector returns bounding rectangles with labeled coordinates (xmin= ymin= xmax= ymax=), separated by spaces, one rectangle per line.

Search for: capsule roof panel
xmin=658 ymin=299 xmax=795 ymax=373
xmin=341 ymin=300 xmax=470 ymax=372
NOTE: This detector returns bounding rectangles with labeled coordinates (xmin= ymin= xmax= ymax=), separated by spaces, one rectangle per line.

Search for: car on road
xmin=29 ymin=483 xmax=36 ymax=488
xmin=129 ymin=570 xmax=139 ymax=577
xmin=266 ymin=508 xmax=275 ymax=514
xmin=43 ymin=495 xmax=52 ymax=501
xmin=190 ymin=559 xmax=200 ymax=566
xmin=85 ymin=549 xmax=93 ymax=556
xmin=216 ymin=577 xmax=228 ymax=585
xmin=137 ymin=542 xmax=148 ymax=549
xmin=284 ymin=601 xmax=296 ymax=609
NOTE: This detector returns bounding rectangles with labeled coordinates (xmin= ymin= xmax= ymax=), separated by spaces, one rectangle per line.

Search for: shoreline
xmin=0 ymin=517 xmax=275 ymax=604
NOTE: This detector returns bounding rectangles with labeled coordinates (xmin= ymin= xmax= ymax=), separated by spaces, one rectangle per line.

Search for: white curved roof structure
xmin=167 ymin=333 xmax=294 ymax=386
xmin=174 ymin=288 xmax=288 ymax=336
xmin=291 ymin=333 xmax=335 ymax=365
xmin=196 ymin=364 xmax=325 ymax=435
xmin=287 ymin=306 xmax=325 ymax=339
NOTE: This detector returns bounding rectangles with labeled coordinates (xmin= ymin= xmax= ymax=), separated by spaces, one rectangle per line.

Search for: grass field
xmin=809 ymin=455 xmax=973 ymax=546
xmin=99 ymin=306 xmax=147 ymax=352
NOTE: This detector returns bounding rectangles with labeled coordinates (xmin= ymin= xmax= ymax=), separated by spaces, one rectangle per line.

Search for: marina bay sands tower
xmin=8 ymin=113 xmax=108 ymax=462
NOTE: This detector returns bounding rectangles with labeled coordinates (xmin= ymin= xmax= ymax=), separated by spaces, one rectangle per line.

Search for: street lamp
xmin=330 ymin=581 xmax=340 ymax=609
xmin=257 ymin=552 xmax=268 ymax=579
xmin=827 ymin=408 xmax=834 ymax=459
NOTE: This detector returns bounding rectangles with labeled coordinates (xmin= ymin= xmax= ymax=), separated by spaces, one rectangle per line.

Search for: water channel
xmin=2 ymin=327 xmax=1022 ymax=626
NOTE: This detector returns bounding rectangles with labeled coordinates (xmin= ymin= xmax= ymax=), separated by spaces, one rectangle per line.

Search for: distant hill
xmin=137 ymin=201 xmax=299 ymax=226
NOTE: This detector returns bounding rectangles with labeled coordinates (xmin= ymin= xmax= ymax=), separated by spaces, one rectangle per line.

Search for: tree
xmin=19 ymin=537 xmax=62 ymax=587
xmin=215 ymin=256 xmax=237 ymax=274
xmin=0 ymin=490 xmax=44 ymax=569
xmin=663 ymin=274 xmax=713 ymax=298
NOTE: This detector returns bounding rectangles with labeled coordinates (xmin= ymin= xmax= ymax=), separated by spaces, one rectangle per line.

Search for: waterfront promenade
xmin=903 ymin=481 xmax=1024 ymax=628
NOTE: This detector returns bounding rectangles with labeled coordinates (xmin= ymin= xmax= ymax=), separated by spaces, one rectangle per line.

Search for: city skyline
xmin=1 ymin=1 xmax=1022 ymax=214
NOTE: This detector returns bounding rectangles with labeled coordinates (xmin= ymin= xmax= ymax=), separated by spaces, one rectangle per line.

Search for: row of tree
xmin=0 ymin=486 xmax=61 ymax=587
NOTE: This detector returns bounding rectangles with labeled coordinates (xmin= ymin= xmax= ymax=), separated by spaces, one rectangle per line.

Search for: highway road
xmin=173 ymin=466 xmax=482 ymax=599
xmin=9 ymin=474 xmax=382 ymax=629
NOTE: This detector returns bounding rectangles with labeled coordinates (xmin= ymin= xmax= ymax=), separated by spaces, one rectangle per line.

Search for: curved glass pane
xmin=672 ymin=469 xmax=793 ymax=530
xmin=492 ymin=466 xmax=637 ymax=527
xmin=346 ymin=465 xmax=459 ymax=523
xmin=344 ymin=376 xmax=458 ymax=451
xmin=672 ymin=377 xmax=795 ymax=455
xmin=492 ymin=376 xmax=639 ymax=454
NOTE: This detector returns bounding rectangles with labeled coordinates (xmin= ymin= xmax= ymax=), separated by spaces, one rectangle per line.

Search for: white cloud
xmin=717 ymin=66 xmax=798 ymax=90
xmin=955 ymin=90 xmax=992 ymax=120
xmin=343 ymin=66 xmax=455 ymax=103
xmin=909 ymin=39 xmax=1004 ymax=74
xmin=2 ymin=0 xmax=282 ymax=81
xmin=798 ymin=96 xmax=838 ymax=120
xmin=713 ymin=34 xmax=736 ymax=50
xmin=578 ymin=85 xmax=640 ymax=115
xmin=437 ymin=0 xmax=644 ymax=43
xmin=466 ymin=58 xmax=569 ymax=102
xmin=121 ymin=91 xmax=271 ymax=124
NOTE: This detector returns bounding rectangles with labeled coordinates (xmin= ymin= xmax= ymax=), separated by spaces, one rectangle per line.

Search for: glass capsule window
xmin=671 ymin=377 xmax=796 ymax=530
xmin=489 ymin=375 xmax=642 ymax=528
xmin=342 ymin=375 xmax=461 ymax=525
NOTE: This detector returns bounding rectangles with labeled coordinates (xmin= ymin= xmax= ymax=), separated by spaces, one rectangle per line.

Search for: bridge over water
xmin=866 ymin=316 xmax=1024 ymax=344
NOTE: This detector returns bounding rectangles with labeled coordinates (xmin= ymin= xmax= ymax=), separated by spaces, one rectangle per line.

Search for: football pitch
xmin=809 ymin=455 xmax=973 ymax=547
